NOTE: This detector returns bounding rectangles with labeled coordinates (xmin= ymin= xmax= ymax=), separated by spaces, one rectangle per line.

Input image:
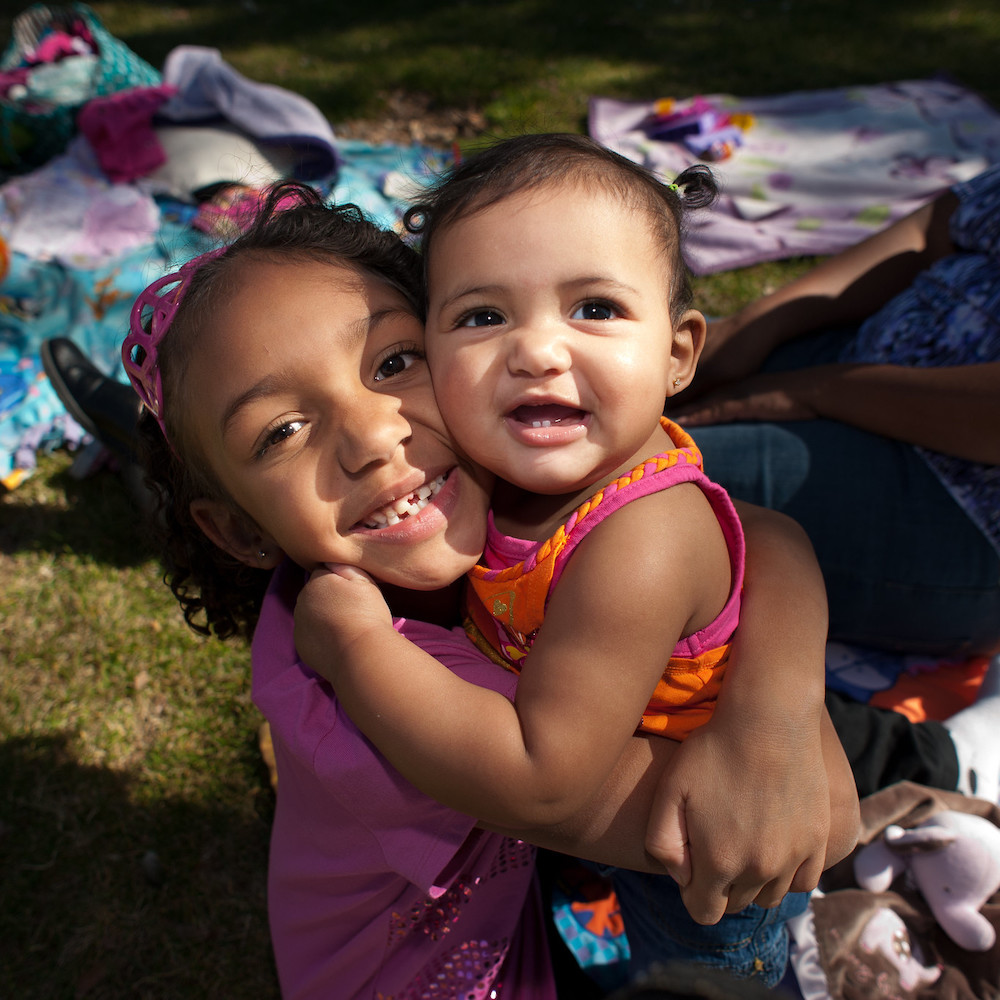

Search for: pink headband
xmin=122 ymin=247 xmax=227 ymax=445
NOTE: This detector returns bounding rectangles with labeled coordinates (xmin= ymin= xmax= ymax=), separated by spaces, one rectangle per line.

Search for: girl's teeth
xmin=362 ymin=474 xmax=446 ymax=529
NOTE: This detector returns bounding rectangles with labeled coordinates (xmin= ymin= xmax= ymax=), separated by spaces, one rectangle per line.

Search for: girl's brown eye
xmin=374 ymin=350 xmax=421 ymax=381
xmin=257 ymin=419 xmax=304 ymax=457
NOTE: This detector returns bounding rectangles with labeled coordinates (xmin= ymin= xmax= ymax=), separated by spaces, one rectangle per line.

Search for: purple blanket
xmin=589 ymin=79 xmax=1000 ymax=274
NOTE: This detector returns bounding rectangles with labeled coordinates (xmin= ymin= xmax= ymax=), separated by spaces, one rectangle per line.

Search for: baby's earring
xmin=672 ymin=377 xmax=681 ymax=388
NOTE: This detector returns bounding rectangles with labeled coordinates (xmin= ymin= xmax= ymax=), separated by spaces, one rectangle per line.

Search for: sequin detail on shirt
xmin=382 ymin=839 xmax=535 ymax=999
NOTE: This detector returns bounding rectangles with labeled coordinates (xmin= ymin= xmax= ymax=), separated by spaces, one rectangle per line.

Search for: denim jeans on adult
xmin=688 ymin=329 xmax=1000 ymax=655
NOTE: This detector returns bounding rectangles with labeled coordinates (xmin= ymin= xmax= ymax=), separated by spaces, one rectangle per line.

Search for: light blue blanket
xmin=0 ymin=139 xmax=451 ymax=485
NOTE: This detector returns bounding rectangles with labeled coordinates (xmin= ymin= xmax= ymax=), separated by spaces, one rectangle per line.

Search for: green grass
xmin=1 ymin=456 xmax=275 ymax=998
xmin=1 ymin=1 xmax=998 ymax=995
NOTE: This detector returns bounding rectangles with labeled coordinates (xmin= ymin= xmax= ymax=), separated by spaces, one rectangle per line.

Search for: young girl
xmin=292 ymin=137 xmax=853 ymax=985
xmin=122 ymin=183 xmax=856 ymax=998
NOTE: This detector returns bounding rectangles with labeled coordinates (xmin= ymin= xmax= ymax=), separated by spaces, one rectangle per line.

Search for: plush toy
xmin=854 ymin=810 xmax=1000 ymax=951
xmin=858 ymin=907 xmax=942 ymax=989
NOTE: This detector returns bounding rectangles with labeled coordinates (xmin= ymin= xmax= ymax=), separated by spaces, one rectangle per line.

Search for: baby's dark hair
xmin=137 ymin=181 xmax=424 ymax=641
xmin=405 ymin=132 xmax=716 ymax=322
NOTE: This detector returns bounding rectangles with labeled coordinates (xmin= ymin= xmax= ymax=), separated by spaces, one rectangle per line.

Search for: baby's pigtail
xmin=668 ymin=163 xmax=718 ymax=210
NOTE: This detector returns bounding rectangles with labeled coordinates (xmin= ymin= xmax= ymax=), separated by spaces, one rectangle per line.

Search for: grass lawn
xmin=1 ymin=2 xmax=998 ymax=997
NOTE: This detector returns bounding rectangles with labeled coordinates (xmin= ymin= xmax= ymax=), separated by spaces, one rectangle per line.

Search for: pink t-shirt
xmin=252 ymin=560 xmax=557 ymax=1000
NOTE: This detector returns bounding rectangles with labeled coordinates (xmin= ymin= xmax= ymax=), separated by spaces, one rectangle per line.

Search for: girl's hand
xmin=293 ymin=564 xmax=395 ymax=681
xmin=645 ymin=703 xmax=830 ymax=925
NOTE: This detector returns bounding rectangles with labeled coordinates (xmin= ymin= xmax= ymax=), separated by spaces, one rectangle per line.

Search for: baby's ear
xmin=189 ymin=498 xmax=281 ymax=569
xmin=666 ymin=309 xmax=707 ymax=396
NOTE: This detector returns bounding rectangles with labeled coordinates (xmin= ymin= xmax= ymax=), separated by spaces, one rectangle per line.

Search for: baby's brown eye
xmin=460 ymin=310 xmax=505 ymax=327
xmin=573 ymin=301 xmax=615 ymax=320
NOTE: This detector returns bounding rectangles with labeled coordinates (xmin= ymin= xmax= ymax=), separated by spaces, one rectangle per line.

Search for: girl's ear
xmin=666 ymin=309 xmax=707 ymax=397
xmin=189 ymin=498 xmax=282 ymax=569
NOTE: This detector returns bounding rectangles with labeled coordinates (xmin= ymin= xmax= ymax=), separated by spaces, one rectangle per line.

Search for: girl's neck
xmin=380 ymin=580 xmax=464 ymax=627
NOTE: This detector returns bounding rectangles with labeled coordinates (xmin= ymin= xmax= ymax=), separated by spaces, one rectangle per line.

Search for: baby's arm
xmin=295 ymin=482 xmax=724 ymax=828
xmin=645 ymin=502 xmax=860 ymax=925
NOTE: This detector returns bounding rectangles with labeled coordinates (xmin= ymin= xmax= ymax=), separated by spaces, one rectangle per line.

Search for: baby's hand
xmin=293 ymin=564 xmax=394 ymax=681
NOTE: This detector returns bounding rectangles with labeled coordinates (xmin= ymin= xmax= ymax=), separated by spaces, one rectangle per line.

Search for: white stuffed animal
xmin=854 ymin=810 xmax=1000 ymax=952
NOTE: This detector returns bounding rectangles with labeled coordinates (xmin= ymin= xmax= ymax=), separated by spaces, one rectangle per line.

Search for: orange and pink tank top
xmin=463 ymin=418 xmax=745 ymax=740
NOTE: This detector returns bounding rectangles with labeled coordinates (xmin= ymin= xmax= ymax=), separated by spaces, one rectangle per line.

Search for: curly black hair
xmin=136 ymin=182 xmax=424 ymax=640
xmin=405 ymin=132 xmax=717 ymax=323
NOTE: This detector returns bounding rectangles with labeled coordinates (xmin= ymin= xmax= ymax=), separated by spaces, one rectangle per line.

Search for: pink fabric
xmin=482 ymin=449 xmax=745 ymax=660
xmin=252 ymin=560 xmax=557 ymax=1000
xmin=78 ymin=84 xmax=177 ymax=183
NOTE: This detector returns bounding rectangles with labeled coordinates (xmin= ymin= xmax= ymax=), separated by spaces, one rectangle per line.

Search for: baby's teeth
xmin=531 ymin=419 xmax=553 ymax=428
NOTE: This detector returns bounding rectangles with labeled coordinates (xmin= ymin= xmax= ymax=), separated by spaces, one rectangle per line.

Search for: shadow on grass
xmin=93 ymin=0 xmax=1000 ymax=124
xmin=0 ymin=459 xmax=153 ymax=568
xmin=0 ymin=731 xmax=278 ymax=1000
xmin=2 ymin=1 xmax=992 ymax=131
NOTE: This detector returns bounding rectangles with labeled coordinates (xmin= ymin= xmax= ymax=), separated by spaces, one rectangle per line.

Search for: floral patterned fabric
xmin=839 ymin=163 xmax=1000 ymax=555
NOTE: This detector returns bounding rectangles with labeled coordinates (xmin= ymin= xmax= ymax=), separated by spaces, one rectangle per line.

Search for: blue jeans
xmin=609 ymin=867 xmax=808 ymax=988
xmin=690 ymin=330 xmax=1000 ymax=656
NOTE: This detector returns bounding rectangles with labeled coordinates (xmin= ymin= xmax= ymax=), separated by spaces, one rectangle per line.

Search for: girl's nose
xmin=336 ymin=391 xmax=411 ymax=474
xmin=507 ymin=324 xmax=571 ymax=378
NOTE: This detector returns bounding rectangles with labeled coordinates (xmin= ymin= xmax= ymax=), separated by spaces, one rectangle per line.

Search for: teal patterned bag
xmin=0 ymin=3 xmax=161 ymax=173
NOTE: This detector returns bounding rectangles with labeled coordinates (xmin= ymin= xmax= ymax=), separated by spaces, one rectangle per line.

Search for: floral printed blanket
xmin=0 ymin=138 xmax=451 ymax=487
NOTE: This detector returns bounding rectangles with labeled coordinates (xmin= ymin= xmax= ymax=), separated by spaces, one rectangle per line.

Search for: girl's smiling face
xmin=182 ymin=257 xmax=492 ymax=591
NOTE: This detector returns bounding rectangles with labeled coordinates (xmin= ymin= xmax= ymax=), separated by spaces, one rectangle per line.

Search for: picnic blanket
xmin=589 ymin=78 xmax=1000 ymax=274
xmin=0 ymin=134 xmax=451 ymax=488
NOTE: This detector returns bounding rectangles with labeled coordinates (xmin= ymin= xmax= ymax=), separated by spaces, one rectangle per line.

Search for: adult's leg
xmin=696 ymin=416 xmax=1000 ymax=654
xmin=688 ymin=328 xmax=1000 ymax=654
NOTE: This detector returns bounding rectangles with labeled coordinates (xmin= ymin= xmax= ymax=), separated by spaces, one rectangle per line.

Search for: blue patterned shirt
xmin=840 ymin=164 xmax=1000 ymax=555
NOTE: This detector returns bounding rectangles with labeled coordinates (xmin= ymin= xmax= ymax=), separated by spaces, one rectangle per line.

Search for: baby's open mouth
xmin=510 ymin=403 xmax=586 ymax=428
xmin=360 ymin=474 xmax=446 ymax=529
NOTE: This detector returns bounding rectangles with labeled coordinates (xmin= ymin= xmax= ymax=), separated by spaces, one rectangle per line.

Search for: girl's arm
xmin=294 ymin=482 xmax=727 ymax=829
xmin=489 ymin=704 xmax=857 ymax=891
xmin=689 ymin=192 xmax=958 ymax=395
xmin=644 ymin=502 xmax=859 ymax=925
